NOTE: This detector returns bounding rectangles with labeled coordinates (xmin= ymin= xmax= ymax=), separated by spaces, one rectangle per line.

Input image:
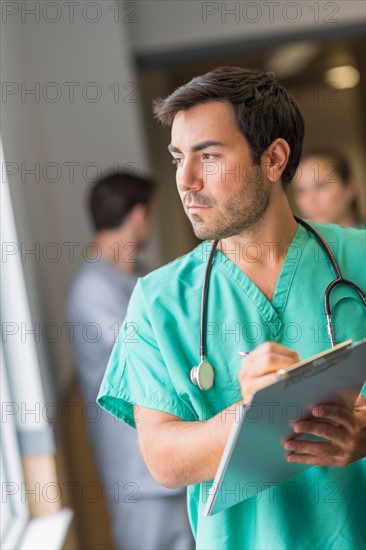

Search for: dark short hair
xmin=153 ymin=66 xmax=305 ymax=187
xmin=89 ymin=171 xmax=155 ymax=231
xmin=301 ymin=146 xmax=352 ymax=184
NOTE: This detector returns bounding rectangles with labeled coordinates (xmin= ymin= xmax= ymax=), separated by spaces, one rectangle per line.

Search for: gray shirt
xmin=66 ymin=257 xmax=183 ymax=500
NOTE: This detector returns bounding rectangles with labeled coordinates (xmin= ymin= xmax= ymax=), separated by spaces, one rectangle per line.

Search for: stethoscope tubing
xmin=296 ymin=217 xmax=366 ymax=319
xmin=199 ymin=216 xmax=366 ymax=360
xmin=200 ymin=239 xmax=219 ymax=361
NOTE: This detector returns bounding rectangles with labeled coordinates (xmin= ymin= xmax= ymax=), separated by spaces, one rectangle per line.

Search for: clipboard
xmin=204 ymin=339 xmax=366 ymax=516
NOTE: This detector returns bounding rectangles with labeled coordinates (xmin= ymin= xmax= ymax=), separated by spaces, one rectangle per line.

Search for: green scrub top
xmin=98 ymin=222 xmax=366 ymax=550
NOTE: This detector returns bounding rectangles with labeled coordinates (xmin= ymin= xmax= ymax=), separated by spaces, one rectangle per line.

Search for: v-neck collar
xmin=210 ymin=223 xmax=309 ymax=334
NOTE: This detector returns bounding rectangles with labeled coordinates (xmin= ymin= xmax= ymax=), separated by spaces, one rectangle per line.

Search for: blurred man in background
xmin=292 ymin=147 xmax=364 ymax=228
xmin=66 ymin=171 xmax=194 ymax=550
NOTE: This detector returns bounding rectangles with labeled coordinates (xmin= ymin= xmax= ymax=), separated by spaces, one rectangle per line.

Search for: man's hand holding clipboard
xmin=204 ymin=338 xmax=366 ymax=516
xmin=238 ymin=341 xmax=366 ymax=469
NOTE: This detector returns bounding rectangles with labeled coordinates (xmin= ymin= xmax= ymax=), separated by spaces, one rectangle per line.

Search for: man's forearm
xmin=135 ymin=402 xmax=242 ymax=488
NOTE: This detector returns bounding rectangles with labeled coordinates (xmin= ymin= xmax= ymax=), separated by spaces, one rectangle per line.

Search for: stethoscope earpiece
xmin=190 ymin=360 xmax=215 ymax=391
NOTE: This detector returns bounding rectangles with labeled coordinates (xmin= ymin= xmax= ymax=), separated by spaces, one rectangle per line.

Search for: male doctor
xmin=98 ymin=67 xmax=366 ymax=549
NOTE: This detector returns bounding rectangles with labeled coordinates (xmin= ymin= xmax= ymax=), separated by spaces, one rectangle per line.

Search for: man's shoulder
xmin=68 ymin=260 xmax=108 ymax=294
xmin=124 ymin=242 xmax=209 ymax=322
xmin=310 ymin=222 xmax=365 ymax=254
xmin=141 ymin=242 xmax=206 ymax=285
xmin=308 ymin=221 xmax=365 ymax=276
xmin=132 ymin=242 xmax=208 ymax=308
xmin=67 ymin=260 xmax=131 ymax=315
xmin=310 ymin=221 xmax=366 ymax=242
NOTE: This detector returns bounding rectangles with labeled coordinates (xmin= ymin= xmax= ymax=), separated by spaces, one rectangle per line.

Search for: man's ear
xmin=263 ymin=138 xmax=291 ymax=184
xmin=129 ymin=203 xmax=147 ymax=228
xmin=345 ymin=178 xmax=357 ymax=203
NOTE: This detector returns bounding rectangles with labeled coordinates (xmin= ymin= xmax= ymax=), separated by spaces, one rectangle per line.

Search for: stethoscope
xmin=190 ymin=216 xmax=366 ymax=391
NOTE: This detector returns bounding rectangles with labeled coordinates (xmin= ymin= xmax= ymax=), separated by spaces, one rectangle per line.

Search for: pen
xmin=238 ymin=351 xmax=250 ymax=358
xmin=275 ymin=368 xmax=288 ymax=380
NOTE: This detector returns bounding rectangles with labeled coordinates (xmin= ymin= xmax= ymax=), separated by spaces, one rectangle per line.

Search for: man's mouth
xmin=187 ymin=205 xmax=211 ymax=212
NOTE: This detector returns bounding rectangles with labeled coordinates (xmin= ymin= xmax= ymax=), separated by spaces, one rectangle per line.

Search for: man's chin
xmin=191 ymin=222 xmax=210 ymax=240
xmin=192 ymin=229 xmax=210 ymax=241
xmin=192 ymin=225 xmax=229 ymax=241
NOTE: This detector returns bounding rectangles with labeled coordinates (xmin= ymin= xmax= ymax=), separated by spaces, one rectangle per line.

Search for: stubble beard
xmin=188 ymin=174 xmax=271 ymax=241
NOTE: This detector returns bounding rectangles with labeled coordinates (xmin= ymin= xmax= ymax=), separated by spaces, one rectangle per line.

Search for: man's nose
xmin=176 ymin=158 xmax=203 ymax=193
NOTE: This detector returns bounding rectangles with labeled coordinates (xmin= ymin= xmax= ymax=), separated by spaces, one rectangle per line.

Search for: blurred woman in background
xmin=292 ymin=147 xmax=364 ymax=228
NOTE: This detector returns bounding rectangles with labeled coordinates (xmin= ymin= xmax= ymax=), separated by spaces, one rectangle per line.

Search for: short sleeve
xmin=97 ymin=279 xmax=196 ymax=428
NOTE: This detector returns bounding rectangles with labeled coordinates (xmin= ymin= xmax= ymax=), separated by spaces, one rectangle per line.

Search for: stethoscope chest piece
xmin=190 ymin=360 xmax=215 ymax=391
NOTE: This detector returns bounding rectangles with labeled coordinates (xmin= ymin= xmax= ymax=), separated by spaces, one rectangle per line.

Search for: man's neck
xmin=217 ymin=194 xmax=298 ymax=302
xmin=94 ymin=232 xmax=137 ymax=275
xmin=219 ymin=198 xmax=298 ymax=269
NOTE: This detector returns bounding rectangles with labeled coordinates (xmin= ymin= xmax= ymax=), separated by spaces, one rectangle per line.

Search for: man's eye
xmin=172 ymin=158 xmax=183 ymax=167
xmin=202 ymin=153 xmax=217 ymax=160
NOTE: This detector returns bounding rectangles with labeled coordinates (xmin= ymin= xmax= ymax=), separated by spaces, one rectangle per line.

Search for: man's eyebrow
xmin=167 ymin=140 xmax=225 ymax=154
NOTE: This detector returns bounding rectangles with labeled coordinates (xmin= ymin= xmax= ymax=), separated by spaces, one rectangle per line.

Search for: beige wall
xmin=297 ymin=85 xmax=365 ymax=220
xmin=128 ymin=0 xmax=365 ymax=55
